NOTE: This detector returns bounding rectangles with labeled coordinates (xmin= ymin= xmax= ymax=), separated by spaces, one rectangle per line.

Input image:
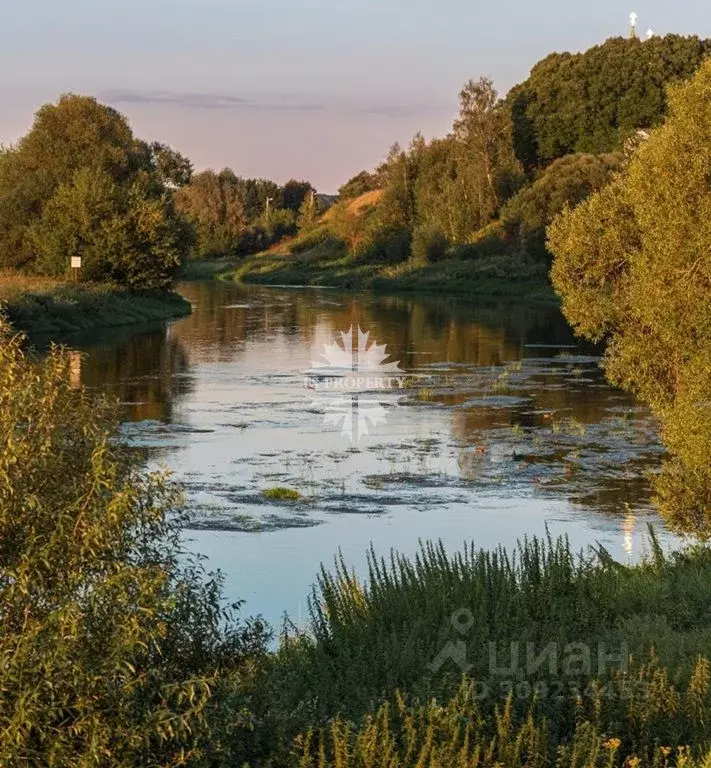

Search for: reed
xmin=263 ymin=531 xmax=711 ymax=764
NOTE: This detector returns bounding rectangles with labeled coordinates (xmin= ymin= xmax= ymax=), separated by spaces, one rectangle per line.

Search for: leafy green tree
xmin=338 ymin=170 xmax=380 ymax=200
xmin=411 ymin=137 xmax=467 ymax=242
xmin=146 ymin=141 xmax=193 ymax=187
xmin=0 ymin=94 xmax=192 ymax=288
xmin=0 ymin=320 xmax=269 ymax=766
xmin=239 ymin=178 xmax=282 ymax=221
xmin=453 ymin=78 xmax=524 ymax=228
xmin=174 ymin=169 xmax=246 ymax=259
xmin=510 ymin=35 xmax=711 ymax=169
xmin=0 ymin=94 xmax=139 ymax=270
xmin=29 ymin=166 xmax=190 ymax=290
xmin=500 ymin=152 xmax=624 ymax=260
xmin=281 ymin=179 xmax=314 ymax=212
xmin=296 ymin=191 xmax=321 ymax=235
xmin=410 ymin=224 xmax=449 ymax=264
xmin=548 ymin=58 xmax=711 ymax=534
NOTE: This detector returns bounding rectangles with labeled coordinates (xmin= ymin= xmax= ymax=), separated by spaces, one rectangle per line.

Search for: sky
xmin=1 ymin=0 xmax=710 ymax=192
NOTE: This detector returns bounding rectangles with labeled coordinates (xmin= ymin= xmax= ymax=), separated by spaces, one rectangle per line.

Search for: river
xmin=58 ymin=280 xmax=672 ymax=630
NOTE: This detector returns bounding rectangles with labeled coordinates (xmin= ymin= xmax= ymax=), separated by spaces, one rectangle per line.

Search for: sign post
xmin=70 ymin=256 xmax=82 ymax=284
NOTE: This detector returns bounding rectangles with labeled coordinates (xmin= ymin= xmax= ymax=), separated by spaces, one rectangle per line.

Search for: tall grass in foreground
xmin=259 ymin=533 xmax=711 ymax=766
xmin=296 ymin=681 xmax=711 ymax=768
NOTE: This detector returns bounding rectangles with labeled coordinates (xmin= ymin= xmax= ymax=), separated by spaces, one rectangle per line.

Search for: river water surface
xmin=61 ymin=281 xmax=673 ymax=629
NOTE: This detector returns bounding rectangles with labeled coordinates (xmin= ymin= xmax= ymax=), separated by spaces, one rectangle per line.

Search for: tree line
xmin=548 ymin=55 xmax=711 ymax=536
xmin=0 ymin=94 xmax=316 ymax=291
xmin=320 ymin=34 xmax=710 ymax=271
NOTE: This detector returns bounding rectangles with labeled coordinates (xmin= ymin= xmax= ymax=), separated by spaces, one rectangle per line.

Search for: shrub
xmin=500 ymin=152 xmax=624 ymax=261
xmin=410 ymin=224 xmax=450 ymax=264
xmin=0 ymin=318 xmax=269 ymax=766
xmin=267 ymin=533 xmax=711 ymax=757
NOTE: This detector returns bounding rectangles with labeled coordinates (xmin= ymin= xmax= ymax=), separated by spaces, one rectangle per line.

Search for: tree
xmin=338 ymin=170 xmax=380 ymax=200
xmin=281 ymin=179 xmax=314 ymax=212
xmin=500 ymin=152 xmax=624 ymax=260
xmin=296 ymin=190 xmax=320 ymax=234
xmin=240 ymin=178 xmax=282 ymax=221
xmin=0 ymin=94 xmax=139 ymax=270
xmin=547 ymin=57 xmax=711 ymax=534
xmin=174 ymin=169 xmax=246 ymax=259
xmin=29 ymin=166 xmax=191 ymax=290
xmin=146 ymin=141 xmax=193 ymax=187
xmin=509 ymin=35 xmax=711 ymax=169
xmin=453 ymin=78 xmax=524 ymax=229
xmin=0 ymin=94 xmax=192 ymax=288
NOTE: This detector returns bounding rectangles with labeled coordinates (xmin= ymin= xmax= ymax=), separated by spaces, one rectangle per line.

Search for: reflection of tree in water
xmin=69 ymin=324 xmax=192 ymax=423
xmin=173 ymin=282 xmax=302 ymax=363
xmin=63 ymin=282 xmax=659 ymax=525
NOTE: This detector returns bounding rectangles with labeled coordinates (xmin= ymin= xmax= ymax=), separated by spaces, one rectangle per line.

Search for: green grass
xmin=0 ymin=281 xmax=191 ymax=337
xmin=180 ymin=256 xmax=242 ymax=280
xmin=231 ymin=239 xmax=556 ymax=301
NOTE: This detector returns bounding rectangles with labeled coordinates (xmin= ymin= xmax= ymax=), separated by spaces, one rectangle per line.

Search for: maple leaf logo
xmin=312 ymin=326 xmax=405 ymax=376
xmin=322 ymin=397 xmax=388 ymax=444
xmin=305 ymin=325 xmax=409 ymax=445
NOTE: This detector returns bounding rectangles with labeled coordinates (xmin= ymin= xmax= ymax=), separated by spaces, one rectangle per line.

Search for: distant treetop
xmin=508 ymin=34 xmax=711 ymax=169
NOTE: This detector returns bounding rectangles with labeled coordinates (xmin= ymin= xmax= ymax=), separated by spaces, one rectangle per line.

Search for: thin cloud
xmin=102 ymin=89 xmax=447 ymax=118
xmin=103 ymin=89 xmax=324 ymax=113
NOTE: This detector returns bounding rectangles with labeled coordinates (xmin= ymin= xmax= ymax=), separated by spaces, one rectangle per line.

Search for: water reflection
xmin=54 ymin=281 xmax=671 ymax=626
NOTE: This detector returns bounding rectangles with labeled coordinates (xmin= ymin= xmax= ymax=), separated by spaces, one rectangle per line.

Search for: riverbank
xmin=0 ymin=276 xmax=191 ymax=337
xmin=230 ymin=240 xmax=556 ymax=301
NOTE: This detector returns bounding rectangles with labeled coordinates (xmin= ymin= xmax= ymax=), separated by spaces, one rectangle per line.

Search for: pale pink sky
xmin=2 ymin=0 xmax=709 ymax=192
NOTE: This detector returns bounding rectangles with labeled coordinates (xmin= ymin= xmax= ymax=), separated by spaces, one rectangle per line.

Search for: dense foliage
xmin=0 ymin=95 xmax=194 ymax=291
xmin=0 ymin=319 xmax=268 ymax=766
xmin=175 ymin=172 xmax=315 ymax=259
xmin=509 ymin=34 xmax=711 ymax=169
xmin=337 ymin=169 xmax=381 ymax=200
xmin=244 ymin=34 xmax=711 ymax=292
xmin=498 ymin=152 xmax=624 ymax=261
xmin=257 ymin=534 xmax=711 ymax=767
xmin=548 ymin=57 xmax=711 ymax=535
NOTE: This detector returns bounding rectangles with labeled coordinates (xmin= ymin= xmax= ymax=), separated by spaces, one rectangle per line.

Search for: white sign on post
xmin=71 ymin=257 xmax=82 ymax=269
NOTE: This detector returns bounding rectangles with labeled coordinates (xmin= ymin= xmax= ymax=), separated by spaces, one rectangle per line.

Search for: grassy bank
xmin=248 ymin=532 xmax=711 ymax=766
xmin=0 ymin=274 xmax=191 ymax=337
xmin=180 ymin=256 xmax=242 ymax=281
xmin=231 ymin=237 xmax=556 ymax=301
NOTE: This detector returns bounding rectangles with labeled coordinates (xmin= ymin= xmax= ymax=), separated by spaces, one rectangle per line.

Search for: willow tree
xmin=548 ymin=58 xmax=711 ymax=534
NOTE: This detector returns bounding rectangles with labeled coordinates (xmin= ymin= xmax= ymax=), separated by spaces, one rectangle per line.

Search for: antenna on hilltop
xmin=629 ymin=11 xmax=638 ymax=39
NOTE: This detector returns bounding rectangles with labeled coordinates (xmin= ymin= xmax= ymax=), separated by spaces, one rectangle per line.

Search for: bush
xmin=0 ymin=95 xmax=192 ymax=290
xmin=410 ymin=224 xmax=449 ymax=264
xmin=500 ymin=152 xmax=624 ymax=261
xmin=268 ymin=534 xmax=711 ymax=763
xmin=355 ymin=225 xmax=412 ymax=265
xmin=0 ymin=318 xmax=269 ymax=766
